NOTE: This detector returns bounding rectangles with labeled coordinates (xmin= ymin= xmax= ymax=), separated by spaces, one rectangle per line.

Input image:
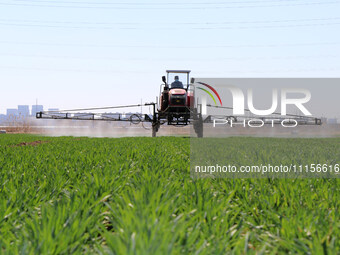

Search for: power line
xmin=0 ymin=1 xmax=339 ymax=9
xmin=1 ymin=41 xmax=340 ymax=48
xmin=10 ymin=0 xmax=320 ymax=5
xmin=0 ymin=65 xmax=339 ymax=74
xmin=1 ymin=17 xmax=340 ymax=25
xmin=0 ymin=53 xmax=339 ymax=61
xmin=1 ymin=21 xmax=340 ymax=29
xmin=0 ymin=66 xmax=125 ymax=73
xmin=193 ymin=22 xmax=340 ymax=29
xmin=0 ymin=22 xmax=135 ymax=29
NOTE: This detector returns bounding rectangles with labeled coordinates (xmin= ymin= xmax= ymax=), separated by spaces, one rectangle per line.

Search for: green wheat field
xmin=0 ymin=134 xmax=339 ymax=254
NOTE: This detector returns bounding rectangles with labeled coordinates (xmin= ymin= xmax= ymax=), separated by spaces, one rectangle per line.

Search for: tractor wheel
xmin=195 ymin=114 xmax=203 ymax=138
xmin=196 ymin=124 xmax=203 ymax=138
xmin=197 ymin=127 xmax=203 ymax=138
xmin=167 ymin=114 xmax=173 ymax=124
xmin=152 ymin=122 xmax=159 ymax=137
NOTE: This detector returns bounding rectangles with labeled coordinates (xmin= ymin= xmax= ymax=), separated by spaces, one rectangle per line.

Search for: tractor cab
xmin=166 ymin=70 xmax=190 ymax=90
xmin=159 ymin=70 xmax=192 ymax=112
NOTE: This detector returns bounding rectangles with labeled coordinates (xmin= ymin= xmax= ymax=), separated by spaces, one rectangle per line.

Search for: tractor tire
xmin=152 ymin=122 xmax=159 ymax=137
xmin=195 ymin=114 xmax=203 ymax=138
xmin=194 ymin=115 xmax=203 ymax=138
xmin=152 ymin=126 xmax=157 ymax=137
xmin=196 ymin=124 xmax=203 ymax=138
xmin=197 ymin=126 xmax=203 ymax=138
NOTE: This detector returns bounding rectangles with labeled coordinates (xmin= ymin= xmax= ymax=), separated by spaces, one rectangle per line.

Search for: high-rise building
xmin=31 ymin=105 xmax=44 ymax=116
xmin=327 ymin=118 xmax=338 ymax=124
xmin=7 ymin=109 xmax=18 ymax=117
xmin=0 ymin=114 xmax=6 ymax=124
xmin=18 ymin=105 xmax=30 ymax=117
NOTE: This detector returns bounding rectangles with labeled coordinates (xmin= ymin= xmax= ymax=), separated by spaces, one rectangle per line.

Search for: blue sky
xmin=0 ymin=0 xmax=339 ymax=114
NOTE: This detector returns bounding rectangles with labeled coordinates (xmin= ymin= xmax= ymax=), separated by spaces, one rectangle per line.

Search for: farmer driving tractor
xmin=171 ymin=76 xmax=184 ymax=89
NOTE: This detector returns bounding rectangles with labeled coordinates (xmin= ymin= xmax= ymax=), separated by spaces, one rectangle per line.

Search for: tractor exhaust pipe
xmin=162 ymin=76 xmax=168 ymax=88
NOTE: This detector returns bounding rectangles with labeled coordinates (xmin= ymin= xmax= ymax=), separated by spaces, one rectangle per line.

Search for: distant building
xmin=0 ymin=114 xmax=6 ymax=124
xmin=31 ymin=105 xmax=44 ymax=116
xmin=7 ymin=109 xmax=18 ymax=117
xmin=327 ymin=118 xmax=338 ymax=124
xmin=18 ymin=105 xmax=30 ymax=117
xmin=47 ymin=108 xmax=59 ymax=112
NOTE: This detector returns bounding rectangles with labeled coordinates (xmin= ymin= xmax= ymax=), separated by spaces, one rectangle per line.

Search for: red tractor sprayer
xmin=36 ymin=70 xmax=321 ymax=137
